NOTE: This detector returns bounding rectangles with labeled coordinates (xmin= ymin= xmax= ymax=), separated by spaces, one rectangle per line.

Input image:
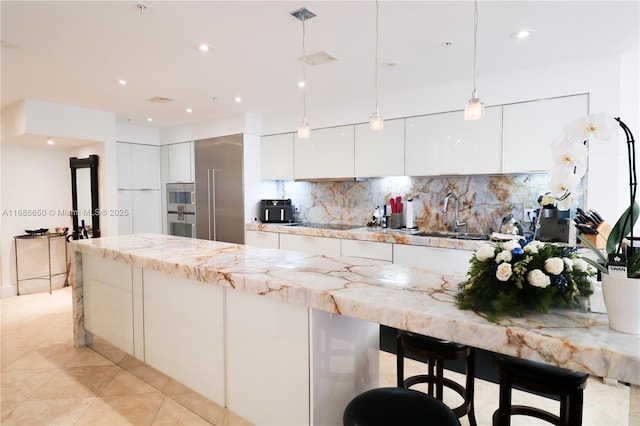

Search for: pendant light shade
xmin=464 ymin=0 xmax=484 ymax=121
xmin=291 ymin=8 xmax=316 ymax=138
xmin=369 ymin=0 xmax=383 ymax=131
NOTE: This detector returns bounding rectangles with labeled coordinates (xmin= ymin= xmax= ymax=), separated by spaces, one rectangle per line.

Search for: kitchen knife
xmin=575 ymin=223 xmax=598 ymax=234
xmin=591 ymin=210 xmax=604 ymax=225
xmin=586 ymin=210 xmax=602 ymax=226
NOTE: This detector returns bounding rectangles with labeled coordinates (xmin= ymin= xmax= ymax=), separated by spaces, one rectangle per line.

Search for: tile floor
xmin=1 ymin=286 xmax=631 ymax=425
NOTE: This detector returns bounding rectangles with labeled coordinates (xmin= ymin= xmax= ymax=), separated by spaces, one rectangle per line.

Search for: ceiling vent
xmin=148 ymin=96 xmax=173 ymax=104
xmin=299 ymin=50 xmax=338 ymax=66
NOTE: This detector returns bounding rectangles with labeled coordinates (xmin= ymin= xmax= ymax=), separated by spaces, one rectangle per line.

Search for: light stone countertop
xmin=71 ymin=233 xmax=640 ymax=392
xmin=245 ymin=223 xmax=488 ymax=250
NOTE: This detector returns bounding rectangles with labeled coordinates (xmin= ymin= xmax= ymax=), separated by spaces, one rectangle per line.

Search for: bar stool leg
xmin=396 ymin=335 xmax=405 ymax=388
xmin=494 ymin=371 xmax=512 ymax=426
xmin=466 ymin=349 xmax=477 ymax=426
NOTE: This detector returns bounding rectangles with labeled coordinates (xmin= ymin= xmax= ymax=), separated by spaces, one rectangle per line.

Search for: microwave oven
xmin=167 ymin=182 xmax=195 ymax=214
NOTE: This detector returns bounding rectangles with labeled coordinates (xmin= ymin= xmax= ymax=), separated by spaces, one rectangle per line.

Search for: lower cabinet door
xmin=226 ymin=289 xmax=310 ymax=426
xmin=245 ymin=230 xmax=279 ymax=249
xmin=143 ymin=269 xmax=225 ymax=405
xmin=393 ymin=244 xmax=473 ymax=275
xmin=82 ymin=254 xmax=134 ymax=355
xmin=279 ymin=233 xmax=341 ymax=257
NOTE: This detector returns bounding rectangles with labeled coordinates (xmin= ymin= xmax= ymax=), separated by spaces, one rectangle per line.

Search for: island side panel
xmin=143 ymin=269 xmax=225 ymax=406
xmin=226 ymin=288 xmax=310 ymax=426
xmin=71 ymin=247 xmax=86 ymax=347
xmin=310 ymin=310 xmax=379 ymax=426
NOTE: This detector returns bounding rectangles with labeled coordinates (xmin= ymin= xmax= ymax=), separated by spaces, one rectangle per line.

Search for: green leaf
xmin=628 ymin=250 xmax=640 ymax=277
xmin=581 ymin=257 xmax=608 ymax=275
xmin=577 ymin=235 xmax=607 ymax=263
xmin=607 ymin=202 xmax=640 ymax=254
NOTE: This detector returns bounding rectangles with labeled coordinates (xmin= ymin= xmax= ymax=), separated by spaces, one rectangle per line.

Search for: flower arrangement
xmin=456 ymin=239 xmax=595 ymax=321
xmin=548 ymin=113 xmax=639 ymax=277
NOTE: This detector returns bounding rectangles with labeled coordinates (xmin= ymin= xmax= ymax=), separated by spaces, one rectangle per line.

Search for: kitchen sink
xmin=414 ymin=231 xmax=490 ymax=240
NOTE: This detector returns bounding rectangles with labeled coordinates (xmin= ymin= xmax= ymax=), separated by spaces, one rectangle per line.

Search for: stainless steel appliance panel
xmin=194 ymin=134 xmax=244 ymax=244
xmin=168 ymin=212 xmax=196 ymax=238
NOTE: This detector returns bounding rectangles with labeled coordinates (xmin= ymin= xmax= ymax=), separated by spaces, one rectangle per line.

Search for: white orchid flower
xmin=551 ymin=135 xmax=588 ymax=178
xmin=564 ymin=113 xmax=618 ymax=142
xmin=548 ymin=168 xmax=580 ymax=198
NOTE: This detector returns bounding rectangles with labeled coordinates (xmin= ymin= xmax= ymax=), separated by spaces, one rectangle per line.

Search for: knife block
xmin=580 ymin=221 xmax=612 ymax=249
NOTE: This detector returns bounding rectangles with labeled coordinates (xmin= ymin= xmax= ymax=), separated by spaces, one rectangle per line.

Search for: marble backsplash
xmin=276 ymin=174 xmax=552 ymax=234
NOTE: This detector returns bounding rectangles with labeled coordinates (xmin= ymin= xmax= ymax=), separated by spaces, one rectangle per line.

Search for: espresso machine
xmin=537 ymin=208 xmax=575 ymax=243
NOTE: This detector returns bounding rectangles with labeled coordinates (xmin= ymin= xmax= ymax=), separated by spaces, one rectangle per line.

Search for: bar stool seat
xmin=492 ymin=353 xmax=589 ymax=426
xmin=397 ymin=330 xmax=477 ymax=426
xmin=343 ymin=387 xmax=461 ymax=426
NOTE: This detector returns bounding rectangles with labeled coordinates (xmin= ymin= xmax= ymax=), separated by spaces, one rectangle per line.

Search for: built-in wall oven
xmin=167 ymin=183 xmax=195 ymax=238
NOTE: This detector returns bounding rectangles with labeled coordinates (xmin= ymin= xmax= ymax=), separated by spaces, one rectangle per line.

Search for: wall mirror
xmin=70 ymin=155 xmax=100 ymax=240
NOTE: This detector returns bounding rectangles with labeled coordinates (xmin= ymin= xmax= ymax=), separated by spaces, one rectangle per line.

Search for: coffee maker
xmin=537 ymin=208 xmax=576 ymax=243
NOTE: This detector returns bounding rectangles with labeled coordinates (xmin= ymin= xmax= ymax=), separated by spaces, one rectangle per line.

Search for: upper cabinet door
xmin=354 ymin=119 xmax=405 ymax=177
xmin=117 ymin=143 xmax=133 ymax=189
xmin=294 ymin=125 xmax=355 ymax=180
xmin=261 ymin=134 xmax=294 ymax=180
xmin=502 ymin=94 xmax=589 ymax=173
xmin=168 ymin=142 xmax=194 ymax=183
xmin=131 ymin=144 xmax=161 ymax=189
xmin=118 ymin=142 xmax=161 ymax=189
xmin=405 ymin=106 xmax=503 ymax=176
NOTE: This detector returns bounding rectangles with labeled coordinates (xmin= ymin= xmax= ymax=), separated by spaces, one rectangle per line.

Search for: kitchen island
xmin=71 ymin=234 xmax=640 ymax=425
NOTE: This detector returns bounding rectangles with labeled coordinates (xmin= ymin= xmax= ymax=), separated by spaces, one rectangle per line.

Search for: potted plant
xmin=554 ymin=114 xmax=640 ymax=334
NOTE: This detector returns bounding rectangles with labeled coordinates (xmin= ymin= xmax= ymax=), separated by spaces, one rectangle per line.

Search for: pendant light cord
xmin=472 ymin=0 xmax=478 ymax=95
xmin=302 ymin=17 xmax=307 ymax=119
xmin=374 ymin=0 xmax=379 ymax=109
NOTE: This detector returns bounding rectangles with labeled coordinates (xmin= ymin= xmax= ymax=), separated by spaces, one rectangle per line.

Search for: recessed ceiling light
xmin=147 ymin=117 xmax=153 ymax=122
xmin=198 ymin=43 xmax=210 ymax=52
xmin=511 ymin=29 xmax=535 ymax=39
xmin=234 ymin=96 xmax=242 ymax=103
xmin=117 ymin=79 xmax=127 ymax=85
xmin=47 ymin=137 xmax=54 ymax=145
xmin=297 ymin=81 xmax=306 ymax=88
xmin=186 ymin=108 xmax=193 ymax=113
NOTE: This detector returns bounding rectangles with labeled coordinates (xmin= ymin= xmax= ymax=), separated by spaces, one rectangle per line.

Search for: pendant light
xmin=369 ymin=0 xmax=383 ymax=131
xmin=464 ymin=0 xmax=485 ymax=120
xmin=291 ymin=8 xmax=316 ymax=139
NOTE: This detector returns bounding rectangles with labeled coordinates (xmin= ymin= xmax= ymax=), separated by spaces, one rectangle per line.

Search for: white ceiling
xmin=1 ymin=1 xmax=638 ymax=132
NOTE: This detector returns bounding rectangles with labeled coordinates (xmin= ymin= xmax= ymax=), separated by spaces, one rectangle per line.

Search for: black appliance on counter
xmin=260 ymin=199 xmax=294 ymax=223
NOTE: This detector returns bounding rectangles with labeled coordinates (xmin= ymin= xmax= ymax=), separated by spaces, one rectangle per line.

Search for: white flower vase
xmin=601 ymin=274 xmax=640 ymax=334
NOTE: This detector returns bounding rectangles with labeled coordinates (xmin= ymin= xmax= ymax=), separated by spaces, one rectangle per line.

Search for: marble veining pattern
xmin=71 ymin=234 xmax=640 ymax=392
xmin=277 ymin=174 xmax=560 ymax=233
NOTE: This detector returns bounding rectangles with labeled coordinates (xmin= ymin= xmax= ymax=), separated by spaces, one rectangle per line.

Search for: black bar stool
xmin=396 ymin=330 xmax=477 ymax=426
xmin=343 ymin=387 xmax=461 ymax=426
xmin=492 ymin=353 xmax=589 ymax=426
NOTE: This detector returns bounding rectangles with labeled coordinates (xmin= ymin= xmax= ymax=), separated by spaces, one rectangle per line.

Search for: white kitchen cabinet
xmin=279 ymin=233 xmax=342 ymax=257
xmin=261 ymin=133 xmax=294 ymax=180
xmin=405 ymin=106 xmax=503 ymax=176
xmin=167 ymin=141 xmax=194 ymax=183
xmin=502 ymin=94 xmax=589 ymax=173
xmin=294 ymin=125 xmax=355 ymax=180
xmin=143 ymin=269 xmax=225 ymax=405
xmin=117 ymin=189 xmax=161 ymax=235
xmin=82 ymin=254 xmax=134 ymax=355
xmin=354 ymin=119 xmax=405 ymax=177
xmin=341 ymin=239 xmax=393 ymax=262
xmin=226 ymin=289 xmax=310 ymax=425
xmin=245 ymin=230 xmax=279 ymax=249
xmin=393 ymin=244 xmax=473 ymax=275
xmin=117 ymin=142 xmax=161 ymax=189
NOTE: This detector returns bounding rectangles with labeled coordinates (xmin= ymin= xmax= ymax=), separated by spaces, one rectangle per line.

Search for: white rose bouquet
xmin=456 ymin=240 xmax=595 ymax=321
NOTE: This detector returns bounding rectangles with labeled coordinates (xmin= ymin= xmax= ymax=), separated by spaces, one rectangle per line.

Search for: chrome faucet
xmin=442 ymin=192 xmax=466 ymax=232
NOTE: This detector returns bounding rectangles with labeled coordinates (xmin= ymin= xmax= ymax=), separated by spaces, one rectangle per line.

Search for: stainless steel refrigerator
xmin=194 ymin=134 xmax=245 ymax=244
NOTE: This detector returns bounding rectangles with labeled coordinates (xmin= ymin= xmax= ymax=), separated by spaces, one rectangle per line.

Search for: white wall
xmin=0 ymin=100 xmax=118 ymax=296
xmin=0 ymin=144 xmax=73 ymax=296
xmin=116 ymin=124 xmax=160 ymax=145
